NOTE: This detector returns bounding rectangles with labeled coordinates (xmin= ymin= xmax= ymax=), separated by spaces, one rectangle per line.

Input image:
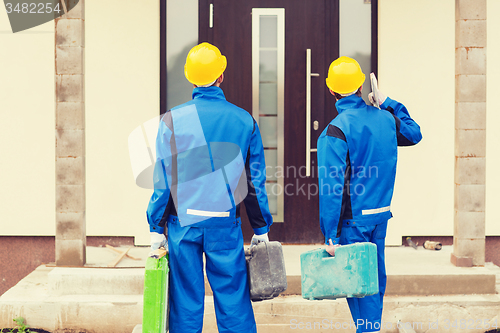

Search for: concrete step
xmin=47 ymin=263 xmax=496 ymax=300
xmin=67 ymin=245 xmax=499 ymax=297
xmin=2 ymin=245 xmax=499 ymax=333
xmin=48 ymin=267 xmax=144 ymax=296
xmin=2 ymin=265 xmax=500 ymax=333
xmin=1 ymin=295 xmax=143 ymax=333
xmin=0 ymin=266 xmax=142 ymax=333
xmin=205 ymin=273 xmax=497 ymax=297
xmin=202 ymin=295 xmax=500 ymax=333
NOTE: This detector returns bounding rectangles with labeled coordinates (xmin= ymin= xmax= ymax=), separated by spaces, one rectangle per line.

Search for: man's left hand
xmin=150 ymin=232 xmax=167 ymax=252
xmin=250 ymin=233 xmax=269 ymax=249
xmin=326 ymin=239 xmax=340 ymax=256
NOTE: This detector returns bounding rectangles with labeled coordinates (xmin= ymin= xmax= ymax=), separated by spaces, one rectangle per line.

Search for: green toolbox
xmin=142 ymin=249 xmax=169 ymax=333
xmin=300 ymin=242 xmax=378 ymax=300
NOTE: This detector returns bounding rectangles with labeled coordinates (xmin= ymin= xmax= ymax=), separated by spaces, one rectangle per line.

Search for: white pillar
xmin=452 ymin=0 xmax=487 ymax=267
xmin=55 ymin=0 xmax=86 ymax=266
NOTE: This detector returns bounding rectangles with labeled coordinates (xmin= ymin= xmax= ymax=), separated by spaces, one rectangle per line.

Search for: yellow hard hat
xmin=184 ymin=42 xmax=227 ymax=86
xmin=325 ymin=56 xmax=365 ymax=95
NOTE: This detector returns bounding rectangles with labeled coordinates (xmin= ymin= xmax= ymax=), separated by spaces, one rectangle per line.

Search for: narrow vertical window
xmin=252 ymin=8 xmax=285 ymax=222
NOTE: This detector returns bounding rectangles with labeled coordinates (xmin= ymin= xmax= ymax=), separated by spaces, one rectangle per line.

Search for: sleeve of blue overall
xmin=243 ymin=120 xmax=273 ymax=235
xmin=381 ymin=97 xmax=422 ymax=146
xmin=146 ymin=114 xmax=174 ymax=234
xmin=317 ymin=126 xmax=348 ymax=245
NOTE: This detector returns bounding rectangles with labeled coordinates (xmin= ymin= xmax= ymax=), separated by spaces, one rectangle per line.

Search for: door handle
xmin=306 ymin=49 xmax=319 ymax=177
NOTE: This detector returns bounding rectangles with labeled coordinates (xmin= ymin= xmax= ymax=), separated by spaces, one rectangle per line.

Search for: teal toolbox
xmin=300 ymin=243 xmax=378 ymax=300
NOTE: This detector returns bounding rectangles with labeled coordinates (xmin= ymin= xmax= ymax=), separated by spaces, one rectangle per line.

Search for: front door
xmin=199 ymin=0 xmax=339 ymax=243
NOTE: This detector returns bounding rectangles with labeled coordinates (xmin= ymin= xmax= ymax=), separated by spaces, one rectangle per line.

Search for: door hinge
xmin=209 ymin=3 xmax=213 ymax=28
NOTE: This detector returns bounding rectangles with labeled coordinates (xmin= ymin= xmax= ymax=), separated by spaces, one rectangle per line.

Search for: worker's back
xmin=318 ymin=56 xmax=421 ymax=333
xmin=173 ymin=86 xmax=254 ymax=152
xmin=319 ymin=94 xmax=399 ymax=226
xmin=148 ymin=43 xmax=267 ymax=333
xmin=164 ymin=86 xmax=259 ymax=228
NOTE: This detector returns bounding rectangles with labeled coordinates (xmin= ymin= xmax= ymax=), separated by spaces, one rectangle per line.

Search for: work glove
xmin=368 ymin=91 xmax=387 ymax=108
xmin=368 ymin=91 xmax=387 ymax=106
xmin=326 ymin=239 xmax=341 ymax=257
xmin=250 ymin=233 xmax=269 ymax=249
xmin=150 ymin=232 xmax=167 ymax=252
xmin=368 ymin=73 xmax=387 ymax=108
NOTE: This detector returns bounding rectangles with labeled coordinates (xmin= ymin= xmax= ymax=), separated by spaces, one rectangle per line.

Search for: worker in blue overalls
xmin=146 ymin=42 xmax=273 ymax=333
xmin=317 ymin=57 xmax=422 ymax=333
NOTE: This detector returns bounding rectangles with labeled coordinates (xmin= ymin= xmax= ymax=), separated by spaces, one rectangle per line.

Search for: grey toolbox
xmin=245 ymin=241 xmax=287 ymax=301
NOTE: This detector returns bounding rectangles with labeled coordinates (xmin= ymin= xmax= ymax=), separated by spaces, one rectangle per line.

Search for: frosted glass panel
xmin=264 ymin=150 xmax=278 ymax=180
xmin=265 ymin=183 xmax=278 ymax=215
xmin=260 ymin=16 xmax=277 ymax=48
xmin=259 ymin=83 xmax=277 ymax=114
xmin=166 ymin=0 xmax=198 ymax=110
xmin=259 ymin=117 xmax=277 ymax=148
xmin=260 ymin=51 xmax=277 ymax=82
xmin=252 ymin=8 xmax=284 ymax=222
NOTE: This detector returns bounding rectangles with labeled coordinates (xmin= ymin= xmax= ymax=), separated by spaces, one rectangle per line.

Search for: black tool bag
xmin=245 ymin=241 xmax=287 ymax=301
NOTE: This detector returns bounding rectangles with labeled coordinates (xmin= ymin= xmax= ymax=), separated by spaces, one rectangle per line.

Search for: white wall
xmin=486 ymin=0 xmax=500 ymax=235
xmin=85 ymin=0 xmax=160 ymax=245
xmin=0 ymin=12 xmax=55 ymax=235
xmin=0 ymin=1 xmax=160 ymax=245
xmin=0 ymin=1 xmax=160 ymax=244
xmin=379 ymin=0 xmax=455 ymax=245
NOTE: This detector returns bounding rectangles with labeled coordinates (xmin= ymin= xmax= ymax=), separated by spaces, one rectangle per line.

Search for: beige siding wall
xmin=85 ymin=0 xmax=159 ymax=245
xmin=486 ymin=0 xmax=500 ymax=235
xmin=380 ymin=0 xmax=500 ymax=244
xmin=0 ymin=14 xmax=55 ymax=235
xmin=0 ymin=2 xmax=159 ymax=245
xmin=379 ymin=0 xmax=456 ymax=245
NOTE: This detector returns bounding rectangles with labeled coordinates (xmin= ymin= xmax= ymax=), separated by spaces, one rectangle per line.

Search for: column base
xmin=450 ymin=252 xmax=473 ymax=267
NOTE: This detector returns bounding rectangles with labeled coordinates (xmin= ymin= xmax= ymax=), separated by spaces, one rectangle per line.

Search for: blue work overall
xmin=317 ymin=95 xmax=422 ymax=332
xmin=147 ymin=87 xmax=273 ymax=333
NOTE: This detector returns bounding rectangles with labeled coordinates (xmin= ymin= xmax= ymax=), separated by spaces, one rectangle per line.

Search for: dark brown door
xmin=199 ymin=0 xmax=339 ymax=243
